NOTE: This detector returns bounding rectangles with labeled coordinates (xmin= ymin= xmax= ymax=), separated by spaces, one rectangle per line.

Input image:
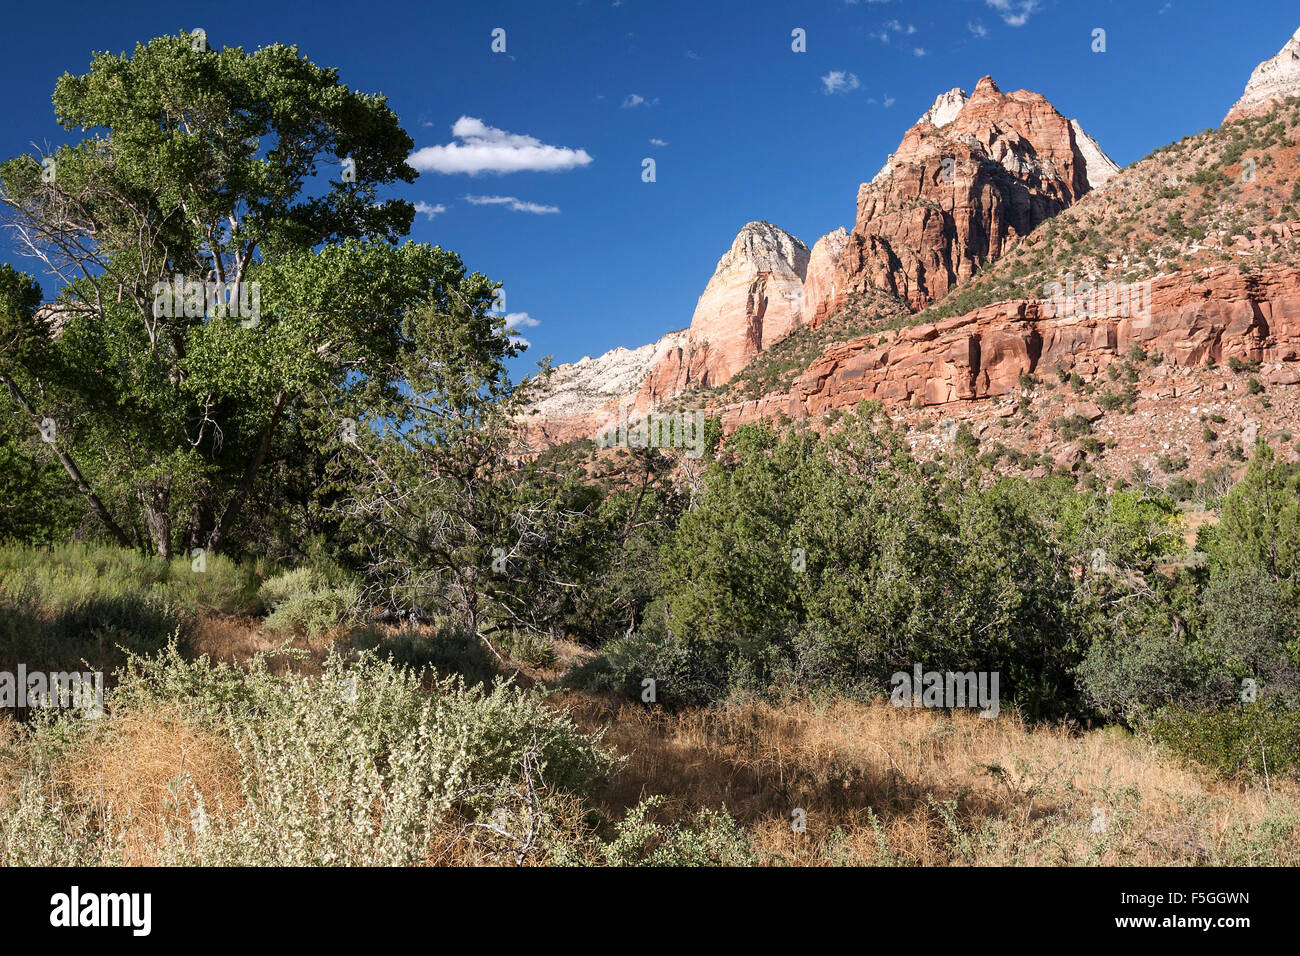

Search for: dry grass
xmin=558 ymin=693 xmax=1300 ymax=866
xmin=7 ymin=609 xmax=1295 ymax=866
xmin=51 ymin=707 xmax=242 ymax=866
xmin=191 ymin=614 xmax=339 ymax=676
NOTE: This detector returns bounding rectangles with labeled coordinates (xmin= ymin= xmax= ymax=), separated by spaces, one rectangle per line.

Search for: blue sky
xmin=1 ymin=0 xmax=1297 ymax=379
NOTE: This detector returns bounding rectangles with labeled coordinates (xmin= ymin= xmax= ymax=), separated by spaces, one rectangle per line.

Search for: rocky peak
xmin=634 ymin=222 xmax=809 ymax=405
xmin=873 ymin=87 xmax=970 ymax=184
xmin=710 ymin=220 xmax=810 ymax=281
xmin=1225 ymin=25 xmax=1300 ymax=123
xmin=818 ymin=76 xmax=1114 ymax=313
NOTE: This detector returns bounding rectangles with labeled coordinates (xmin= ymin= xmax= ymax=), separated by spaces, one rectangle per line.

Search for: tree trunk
xmin=1 ymin=371 xmax=134 ymax=550
xmin=139 ymin=484 xmax=173 ymax=559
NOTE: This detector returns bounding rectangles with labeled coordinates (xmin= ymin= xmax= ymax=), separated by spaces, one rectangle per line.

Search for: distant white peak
xmin=1070 ymin=119 xmax=1120 ymax=191
xmin=531 ymin=329 xmax=690 ymax=418
xmin=919 ymin=87 xmax=969 ymax=129
xmin=712 ymin=221 xmax=810 ymax=280
xmin=871 ymin=87 xmax=970 ymax=184
xmin=1227 ymin=24 xmax=1300 ymax=120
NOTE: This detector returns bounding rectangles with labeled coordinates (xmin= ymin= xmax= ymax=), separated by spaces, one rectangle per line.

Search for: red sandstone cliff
xmin=813 ymin=77 xmax=1116 ymax=319
xmin=716 ymin=264 xmax=1300 ymax=429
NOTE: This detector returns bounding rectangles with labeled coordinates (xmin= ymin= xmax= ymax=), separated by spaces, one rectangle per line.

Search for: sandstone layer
xmin=715 ymin=265 xmax=1300 ymax=430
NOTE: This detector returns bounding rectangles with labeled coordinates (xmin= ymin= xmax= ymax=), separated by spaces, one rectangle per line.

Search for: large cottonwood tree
xmin=0 ymin=32 xmax=478 ymax=556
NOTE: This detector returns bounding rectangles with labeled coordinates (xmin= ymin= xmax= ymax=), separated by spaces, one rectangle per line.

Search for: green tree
xmin=0 ymin=33 xmax=419 ymax=556
xmin=1207 ymin=440 xmax=1300 ymax=596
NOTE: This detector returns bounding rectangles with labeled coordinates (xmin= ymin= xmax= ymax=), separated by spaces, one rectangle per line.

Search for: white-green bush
xmin=1 ymin=643 xmax=618 ymax=866
xmin=258 ymin=567 xmax=361 ymax=636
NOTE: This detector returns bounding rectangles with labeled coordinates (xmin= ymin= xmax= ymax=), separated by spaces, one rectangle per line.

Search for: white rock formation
xmin=1225 ymin=25 xmax=1300 ymax=122
xmin=689 ymin=220 xmax=810 ymax=355
xmin=529 ymin=329 xmax=689 ymax=420
xmin=1070 ymin=119 xmax=1120 ymax=190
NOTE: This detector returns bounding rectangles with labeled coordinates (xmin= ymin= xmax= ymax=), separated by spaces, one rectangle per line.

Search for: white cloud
xmin=913 ymin=47 xmax=927 ymax=57
xmin=883 ymin=96 xmax=896 ymax=108
xmin=968 ymin=21 xmax=990 ymax=38
xmin=413 ymin=201 xmax=446 ymax=220
xmin=409 ymin=117 xmax=593 ymax=175
xmin=649 ymin=138 xmax=668 ymax=147
xmin=504 ymin=312 xmax=537 ymax=349
xmin=986 ymin=0 xmax=1039 ymax=27
xmin=621 ymin=94 xmax=660 ymax=109
xmin=821 ymin=71 xmax=861 ymax=95
xmin=875 ymin=19 xmax=916 ymax=42
xmin=464 ymin=194 xmax=560 ymax=215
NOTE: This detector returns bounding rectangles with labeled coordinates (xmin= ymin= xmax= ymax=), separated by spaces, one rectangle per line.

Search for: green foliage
xmin=259 ymin=567 xmax=361 ymax=637
xmin=578 ymin=796 xmax=757 ymax=866
xmin=0 ymin=541 xmax=265 ymax=674
xmin=349 ymin=622 xmax=498 ymax=685
xmin=1206 ymin=442 xmax=1300 ymax=596
xmin=1149 ymin=701 xmax=1300 ymax=780
xmin=647 ymin=410 xmax=1084 ymax=717
xmin=564 ymin=632 xmax=731 ymax=708
xmin=0 ymin=34 xmax=432 ymax=558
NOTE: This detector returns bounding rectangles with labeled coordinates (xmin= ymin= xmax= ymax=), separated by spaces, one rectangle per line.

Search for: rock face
xmin=524 ymin=329 xmax=690 ymax=445
xmin=636 ymin=221 xmax=810 ymax=405
xmin=1225 ymin=25 xmax=1300 ymax=123
xmin=527 ymin=80 xmax=1119 ymax=437
xmin=716 ymin=265 xmax=1300 ymax=428
xmin=1070 ymin=120 xmax=1120 ymax=190
xmin=800 ymin=227 xmax=851 ymax=330
xmin=814 ymin=77 xmax=1117 ymax=317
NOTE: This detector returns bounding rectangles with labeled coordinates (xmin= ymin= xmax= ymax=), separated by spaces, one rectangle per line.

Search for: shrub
xmin=259 ymin=568 xmax=361 ymax=637
xmin=349 ymin=622 xmax=498 ymax=685
xmin=574 ymin=796 xmax=758 ymax=866
xmin=565 ymin=632 xmax=732 ymax=708
xmin=1148 ymin=702 xmax=1300 ymax=780
xmin=1098 ymin=385 xmax=1138 ymax=413
xmin=495 ymin=629 xmax=558 ymax=668
xmin=0 ymin=643 xmax=619 ymax=866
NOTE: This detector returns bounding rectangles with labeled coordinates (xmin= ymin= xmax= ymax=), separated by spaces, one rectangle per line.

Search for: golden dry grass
xmin=48 ymin=707 xmax=242 ymax=866
xmin=558 ymin=693 xmax=1300 ymax=866
xmin=191 ymin=614 xmax=339 ymax=676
